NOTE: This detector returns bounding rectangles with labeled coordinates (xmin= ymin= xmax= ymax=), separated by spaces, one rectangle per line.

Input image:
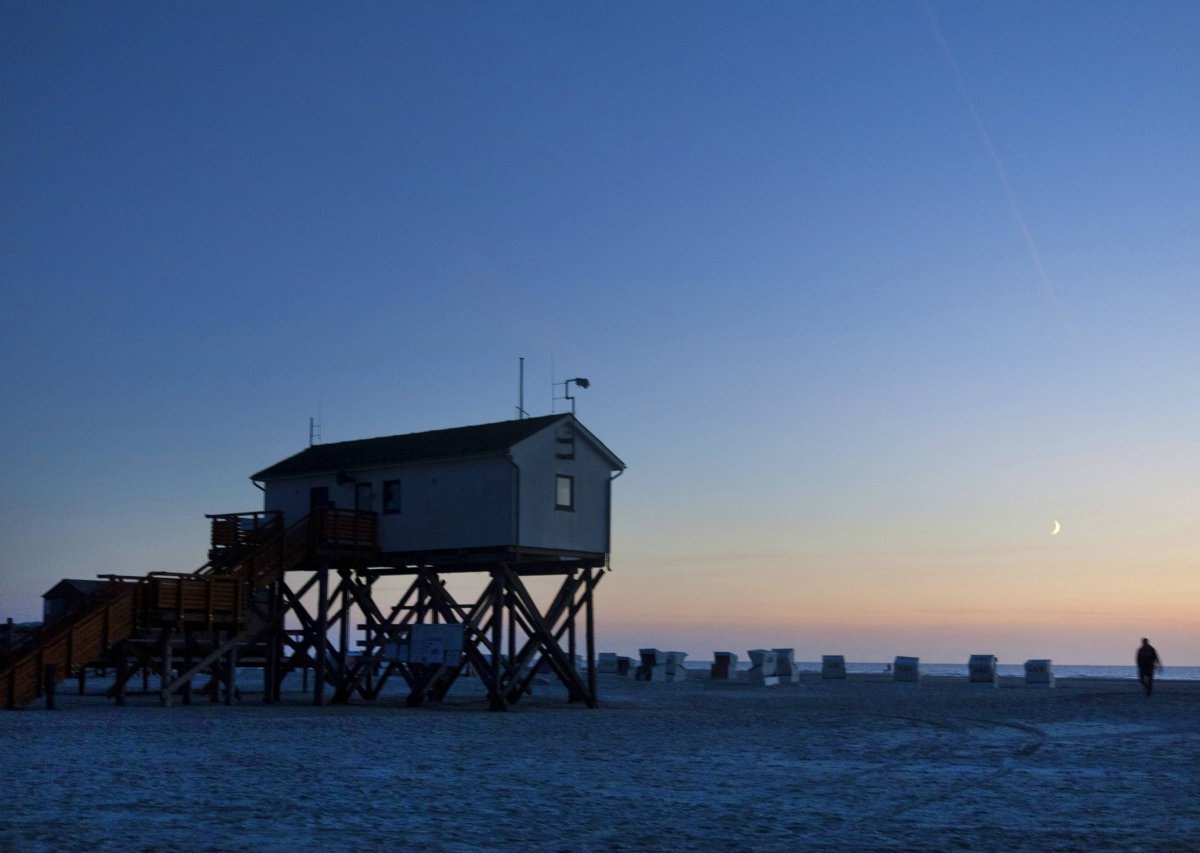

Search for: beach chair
xmin=893 ymin=656 xmax=920 ymax=683
xmin=772 ymin=648 xmax=800 ymax=683
xmin=746 ymin=649 xmax=781 ymax=686
xmin=636 ymin=648 xmax=667 ymax=682
xmin=969 ymin=655 xmax=999 ymax=687
xmin=1024 ymin=659 xmax=1054 ymax=688
xmin=597 ymin=652 xmax=619 ymax=674
xmin=821 ymin=655 xmax=847 ymax=680
xmin=711 ymin=651 xmax=738 ymax=679
xmin=665 ymin=651 xmax=688 ymax=681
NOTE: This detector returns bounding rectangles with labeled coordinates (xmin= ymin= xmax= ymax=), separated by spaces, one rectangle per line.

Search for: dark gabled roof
xmin=252 ymin=414 xmax=578 ymax=481
xmin=42 ymin=579 xmax=108 ymax=599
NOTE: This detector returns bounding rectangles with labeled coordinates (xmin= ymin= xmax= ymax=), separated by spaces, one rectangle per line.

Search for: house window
xmin=555 ymin=474 xmax=574 ymax=511
xmin=354 ymin=482 xmax=374 ymax=513
xmin=382 ymin=479 xmax=401 ymax=515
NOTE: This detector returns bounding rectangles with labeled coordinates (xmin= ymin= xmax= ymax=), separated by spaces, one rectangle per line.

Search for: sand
xmin=2 ymin=672 xmax=1197 ymax=851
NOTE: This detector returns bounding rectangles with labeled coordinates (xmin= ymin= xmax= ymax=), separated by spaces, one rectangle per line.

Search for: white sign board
xmin=385 ymin=624 xmax=464 ymax=666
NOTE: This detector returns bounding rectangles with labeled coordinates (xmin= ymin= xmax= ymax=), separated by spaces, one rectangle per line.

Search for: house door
xmin=354 ymin=482 xmax=373 ymax=513
xmin=310 ymin=486 xmax=331 ymax=512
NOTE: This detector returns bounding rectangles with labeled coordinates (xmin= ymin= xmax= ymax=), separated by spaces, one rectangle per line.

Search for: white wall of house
xmin=260 ymin=417 xmax=619 ymax=557
xmin=509 ymin=419 xmax=615 ymax=554
xmin=263 ymin=455 xmax=516 ymax=552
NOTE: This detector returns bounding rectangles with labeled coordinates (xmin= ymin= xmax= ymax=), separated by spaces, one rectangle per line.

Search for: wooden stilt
xmin=263 ymin=581 xmax=277 ymax=704
xmin=159 ymin=627 xmax=174 ymax=707
xmin=272 ymin=580 xmax=286 ymax=702
xmin=507 ymin=584 xmax=517 ymax=676
xmin=208 ymin=633 xmax=222 ymax=703
xmin=43 ymin=664 xmax=57 ymax=711
xmin=337 ymin=570 xmax=351 ymax=704
xmin=489 ymin=568 xmax=506 ymax=712
xmin=115 ymin=644 xmax=128 ymax=707
xmin=224 ymin=642 xmax=237 ymax=706
xmin=585 ymin=568 xmax=597 ymax=705
xmin=314 ymin=567 xmax=328 ymax=706
xmin=182 ymin=628 xmax=194 ymax=706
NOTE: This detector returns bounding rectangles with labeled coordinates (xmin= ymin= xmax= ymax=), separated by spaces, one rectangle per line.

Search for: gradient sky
xmin=3 ymin=2 xmax=1197 ymax=664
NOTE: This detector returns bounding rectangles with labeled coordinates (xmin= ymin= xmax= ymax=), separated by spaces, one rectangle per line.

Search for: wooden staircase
xmin=1 ymin=508 xmax=377 ymax=709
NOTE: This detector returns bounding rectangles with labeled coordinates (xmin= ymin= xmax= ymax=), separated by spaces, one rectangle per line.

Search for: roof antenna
xmin=309 ymin=401 xmax=322 ymax=446
xmin=516 ymin=357 xmax=529 ymax=419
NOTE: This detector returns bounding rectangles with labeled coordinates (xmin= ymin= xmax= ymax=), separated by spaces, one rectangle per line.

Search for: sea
xmin=683 ymin=661 xmax=1200 ymax=680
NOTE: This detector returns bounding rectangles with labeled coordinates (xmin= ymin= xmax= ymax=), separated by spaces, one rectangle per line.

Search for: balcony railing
xmin=314 ymin=508 xmax=378 ymax=551
xmin=207 ymin=511 xmax=283 ymax=558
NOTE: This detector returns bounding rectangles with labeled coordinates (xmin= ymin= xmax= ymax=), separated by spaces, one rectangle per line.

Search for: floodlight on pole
xmin=555 ymin=377 xmax=590 ymax=415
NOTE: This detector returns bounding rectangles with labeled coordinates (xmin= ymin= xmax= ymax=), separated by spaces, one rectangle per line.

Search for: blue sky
xmin=3 ymin=2 xmax=1197 ymax=663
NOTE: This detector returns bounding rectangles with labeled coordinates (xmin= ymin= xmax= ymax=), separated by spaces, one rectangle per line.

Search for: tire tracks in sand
xmin=796 ymin=712 xmax=1048 ymax=848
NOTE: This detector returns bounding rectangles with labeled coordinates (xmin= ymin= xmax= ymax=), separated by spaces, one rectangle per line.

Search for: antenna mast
xmin=309 ymin=409 xmax=322 ymax=446
xmin=516 ymin=357 xmax=528 ymax=419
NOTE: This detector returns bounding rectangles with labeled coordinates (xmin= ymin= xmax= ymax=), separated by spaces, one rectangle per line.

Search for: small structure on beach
xmin=711 ymin=651 xmax=738 ymax=679
xmin=821 ymin=655 xmax=847 ymax=680
xmin=1024 ymin=659 xmax=1055 ymax=688
xmin=635 ymin=649 xmax=688 ymax=682
xmin=969 ymin=655 xmax=999 ymax=687
xmin=746 ymin=649 xmax=780 ymax=686
xmin=42 ymin=579 xmax=109 ymax=621
xmin=772 ymin=648 xmax=800 ymax=683
xmin=893 ymin=656 xmax=920 ymax=683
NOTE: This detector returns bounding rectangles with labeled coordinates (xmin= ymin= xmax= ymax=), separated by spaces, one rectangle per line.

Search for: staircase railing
xmin=1 ymin=508 xmax=380 ymax=709
xmin=1 ymin=580 xmax=138 ymax=709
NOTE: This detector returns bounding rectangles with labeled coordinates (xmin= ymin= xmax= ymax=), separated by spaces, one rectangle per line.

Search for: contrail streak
xmin=920 ymin=1 xmax=1070 ymax=327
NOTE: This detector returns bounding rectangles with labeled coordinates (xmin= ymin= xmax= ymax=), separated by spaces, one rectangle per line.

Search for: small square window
xmin=382 ymin=479 xmax=401 ymax=515
xmin=555 ymin=474 xmax=574 ymax=511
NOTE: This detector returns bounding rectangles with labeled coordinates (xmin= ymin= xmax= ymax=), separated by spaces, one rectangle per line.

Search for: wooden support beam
xmin=262 ymin=581 xmax=278 ymax=704
xmin=43 ymin=664 xmax=57 ymax=711
xmin=115 ymin=643 xmax=128 ymax=707
xmin=162 ymin=631 xmax=245 ymax=697
xmin=489 ymin=569 xmax=506 ymax=711
xmin=336 ymin=569 xmax=351 ymax=704
xmin=504 ymin=568 xmax=601 ymax=707
xmin=159 ymin=627 xmax=175 ymax=707
xmin=313 ymin=567 xmax=328 ymax=706
xmin=182 ymin=628 xmax=194 ymax=705
xmin=506 ymin=571 xmax=578 ymax=679
xmin=224 ymin=641 xmax=237 ymax=706
xmin=585 ymin=568 xmax=597 ymax=704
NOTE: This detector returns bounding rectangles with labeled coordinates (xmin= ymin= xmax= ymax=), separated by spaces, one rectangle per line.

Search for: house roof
xmin=251 ymin=413 xmax=624 ymax=481
xmin=42 ymin=579 xmax=108 ymax=599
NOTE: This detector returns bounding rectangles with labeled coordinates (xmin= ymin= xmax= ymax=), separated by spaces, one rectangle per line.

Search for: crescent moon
xmin=1051 ymin=520 xmax=1061 ymax=535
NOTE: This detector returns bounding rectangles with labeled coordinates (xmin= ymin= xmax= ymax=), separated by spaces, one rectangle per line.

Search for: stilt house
xmin=250 ymin=413 xmax=625 ymax=563
xmin=0 ymin=413 xmax=624 ymax=712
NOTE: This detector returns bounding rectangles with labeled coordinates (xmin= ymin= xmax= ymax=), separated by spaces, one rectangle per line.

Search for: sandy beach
xmin=2 ymin=672 xmax=1197 ymax=851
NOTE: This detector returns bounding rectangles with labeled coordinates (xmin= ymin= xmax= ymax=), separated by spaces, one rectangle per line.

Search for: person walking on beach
xmin=1136 ymin=638 xmax=1162 ymax=696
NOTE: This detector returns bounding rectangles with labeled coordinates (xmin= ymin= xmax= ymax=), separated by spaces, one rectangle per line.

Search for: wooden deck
xmin=1 ymin=508 xmax=379 ymax=709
